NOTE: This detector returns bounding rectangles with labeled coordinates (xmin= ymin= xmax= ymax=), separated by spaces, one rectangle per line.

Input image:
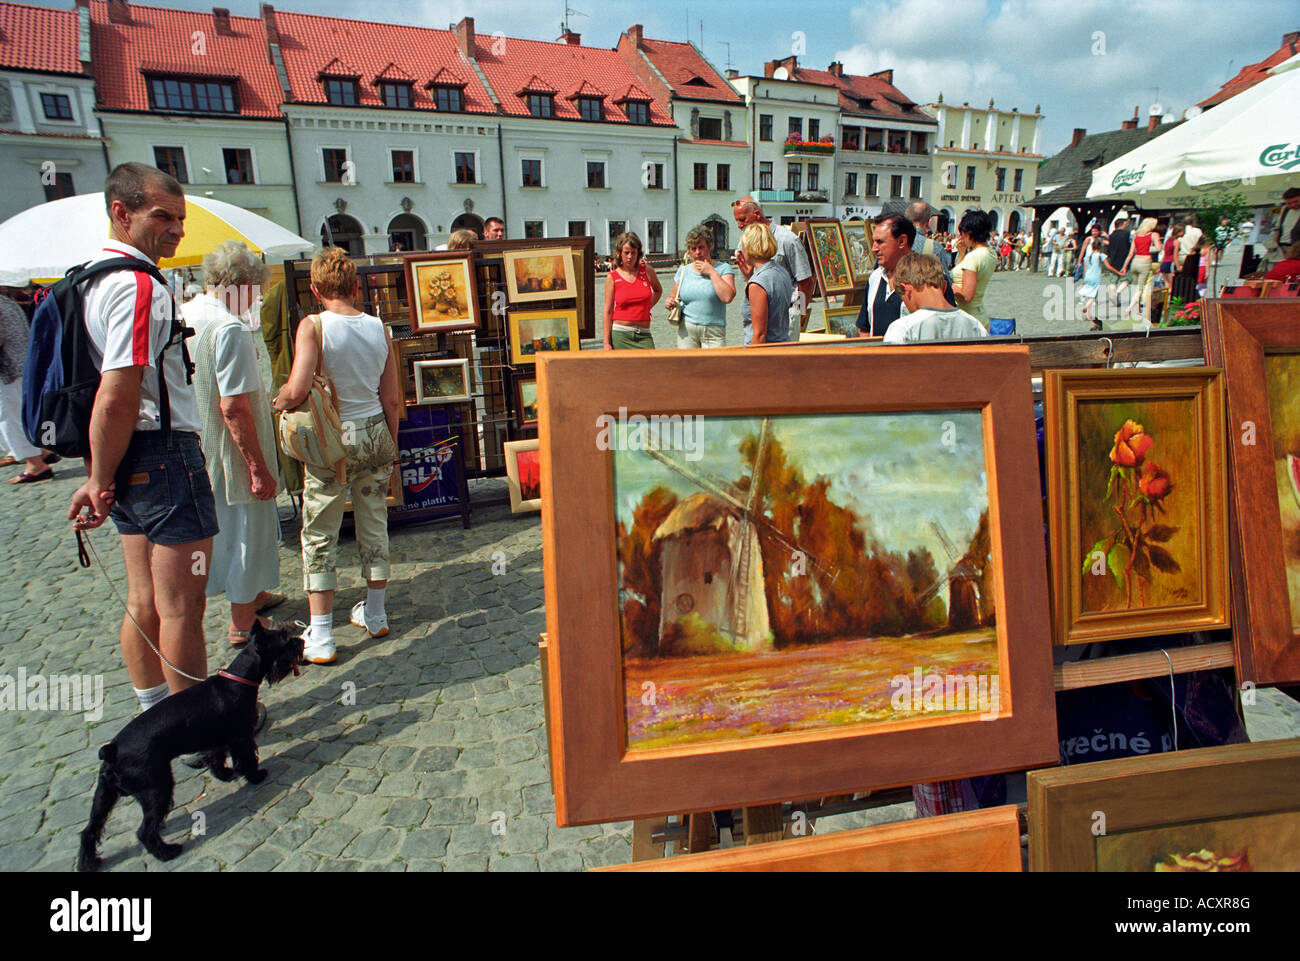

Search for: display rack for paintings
xmin=282 ymin=237 xmax=594 ymax=486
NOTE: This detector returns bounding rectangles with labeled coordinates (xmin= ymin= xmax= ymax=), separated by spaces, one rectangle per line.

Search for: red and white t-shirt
xmin=81 ymin=241 xmax=202 ymax=433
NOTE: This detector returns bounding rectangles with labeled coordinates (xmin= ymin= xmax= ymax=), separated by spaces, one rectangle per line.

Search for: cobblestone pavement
xmin=3 ymin=268 xmax=1297 ymax=871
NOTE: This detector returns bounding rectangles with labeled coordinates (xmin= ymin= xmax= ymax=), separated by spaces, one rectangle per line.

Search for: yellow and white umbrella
xmin=0 ymin=192 xmax=313 ymax=285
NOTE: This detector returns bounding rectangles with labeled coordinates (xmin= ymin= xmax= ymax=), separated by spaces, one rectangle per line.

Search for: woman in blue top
xmin=740 ymin=223 xmax=793 ymax=345
xmin=666 ymin=225 xmax=736 ymax=348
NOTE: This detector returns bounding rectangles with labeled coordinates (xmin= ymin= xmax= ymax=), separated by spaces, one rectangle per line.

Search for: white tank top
xmin=318 ymin=310 xmax=388 ymax=421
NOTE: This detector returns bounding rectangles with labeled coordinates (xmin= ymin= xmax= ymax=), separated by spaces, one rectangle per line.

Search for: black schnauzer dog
xmin=77 ymin=621 xmax=303 ymax=871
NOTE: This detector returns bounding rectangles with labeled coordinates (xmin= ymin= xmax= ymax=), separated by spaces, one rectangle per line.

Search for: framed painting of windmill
xmin=537 ymin=347 xmax=1058 ymax=826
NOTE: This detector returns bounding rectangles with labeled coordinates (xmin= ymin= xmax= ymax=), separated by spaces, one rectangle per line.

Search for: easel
xmin=792 ymin=218 xmax=865 ymax=336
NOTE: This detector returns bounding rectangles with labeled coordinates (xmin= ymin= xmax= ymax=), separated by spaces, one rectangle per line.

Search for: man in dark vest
xmin=855 ymin=213 xmax=955 ymax=338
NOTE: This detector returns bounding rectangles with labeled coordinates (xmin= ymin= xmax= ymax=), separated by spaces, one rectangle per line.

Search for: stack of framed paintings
xmin=1204 ymin=299 xmax=1300 ymax=683
xmin=1043 ymin=368 xmax=1230 ymax=645
xmin=538 ymin=346 xmax=1058 ymax=826
xmin=1028 ymin=740 xmax=1300 ymax=871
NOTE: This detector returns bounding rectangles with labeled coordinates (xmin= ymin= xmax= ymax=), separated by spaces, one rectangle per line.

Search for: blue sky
xmin=45 ymin=0 xmax=1296 ymax=155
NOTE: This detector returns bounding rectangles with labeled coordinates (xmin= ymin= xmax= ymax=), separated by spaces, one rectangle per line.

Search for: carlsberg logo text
xmin=1111 ymin=165 xmax=1146 ymax=190
xmin=1260 ymin=143 xmax=1300 ymax=171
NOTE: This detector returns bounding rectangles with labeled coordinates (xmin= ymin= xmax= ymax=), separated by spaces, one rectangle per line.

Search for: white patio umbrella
xmin=1087 ymin=52 xmax=1300 ymax=208
xmin=0 ymin=192 xmax=313 ymax=285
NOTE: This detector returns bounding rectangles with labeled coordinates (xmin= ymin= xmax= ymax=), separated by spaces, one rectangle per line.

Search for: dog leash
xmin=78 ymin=527 xmax=210 ymax=685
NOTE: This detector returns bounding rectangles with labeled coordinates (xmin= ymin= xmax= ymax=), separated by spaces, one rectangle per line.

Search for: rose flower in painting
xmin=1083 ymin=419 xmax=1180 ymax=607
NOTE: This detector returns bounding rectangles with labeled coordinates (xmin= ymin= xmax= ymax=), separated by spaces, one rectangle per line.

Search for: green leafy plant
xmin=1191 ymin=194 xmax=1250 ymax=251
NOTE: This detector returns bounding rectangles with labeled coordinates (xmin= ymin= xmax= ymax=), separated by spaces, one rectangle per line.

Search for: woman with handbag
xmin=274 ymin=248 xmax=402 ymax=665
xmin=665 ymin=225 xmax=736 ymax=348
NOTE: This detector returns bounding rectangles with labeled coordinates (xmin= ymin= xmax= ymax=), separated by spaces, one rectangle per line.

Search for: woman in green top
xmin=952 ymin=209 xmax=996 ymax=325
xmin=665 ymin=224 xmax=737 ymax=348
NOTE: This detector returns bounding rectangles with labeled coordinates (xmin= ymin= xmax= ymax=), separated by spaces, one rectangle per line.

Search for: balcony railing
xmin=756 ymin=189 xmax=795 ymax=203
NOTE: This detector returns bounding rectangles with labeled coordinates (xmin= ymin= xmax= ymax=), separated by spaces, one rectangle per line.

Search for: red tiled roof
xmin=373 ymin=62 xmax=413 ymax=84
xmin=428 ymin=66 xmax=466 ymax=88
xmin=474 ymin=35 xmax=673 ymax=124
xmin=87 ymin=0 xmax=283 ymax=118
xmin=567 ymin=79 xmax=605 ymax=100
xmin=616 ymin=83 xmax=652 ymax=102
xmin=517 ymin=73 xmax=557 ymax=96
xmin=0 ymin=2 xmax=84 ymax=75
xmin=795 ymin=66 xmax=936 ymax=124
xmin=1198 ymin=32 xmax=1299 ymax=107
xmin=274 ymin=10 xmax=495 ymax=114
xmin=318 ymin=56 xmax=360 ymax=79
xmin=635 ymin=37 xmax=741 ymax=104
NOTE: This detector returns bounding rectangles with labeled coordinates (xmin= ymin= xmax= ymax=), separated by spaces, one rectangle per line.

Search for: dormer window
xmin=526 ymin=94 xmax=554 ymax=118
xmin=625 ymin=101 xmax=649 ymax=125
xmin=434 ymin=87 xmax=463 ymax=112
xmin=380 ymin=82 xmax=413 ymax=109
xmin=577 ymin=97 xmax=603 ymax=121
xmin=324 ymin=78 xmax=359 ymax=106
xmin=147 ymin=76 xmax=238 ymax=114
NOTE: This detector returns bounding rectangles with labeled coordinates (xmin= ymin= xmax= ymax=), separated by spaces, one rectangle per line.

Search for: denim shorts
xmin=110 ymin=431 xmax=220 ymax=546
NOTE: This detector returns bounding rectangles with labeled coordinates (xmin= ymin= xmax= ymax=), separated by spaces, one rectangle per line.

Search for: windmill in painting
xmin=647 ymin=420 xmax=788 ymax=654
xmin=920 ymin=520 xmax=982 ymax=631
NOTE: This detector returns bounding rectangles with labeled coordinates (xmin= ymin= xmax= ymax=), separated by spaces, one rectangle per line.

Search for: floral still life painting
xmin=1080 ymin=413 xmax=1195 ymax=611
xmin=1095 ymin=809 xmax=1300 ymax=872
xmin=611 ymin=410 xmax=999 ymax=750
xmin=1046 ymin=369 xmax=1227 ymax=645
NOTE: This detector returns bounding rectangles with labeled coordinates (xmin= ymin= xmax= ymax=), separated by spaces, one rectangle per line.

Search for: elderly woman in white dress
xmin=184 ymin=241 xmax=284 ymax=647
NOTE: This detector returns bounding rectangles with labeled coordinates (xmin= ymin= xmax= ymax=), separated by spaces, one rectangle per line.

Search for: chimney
xmin=1284 ymin=30 xmax=1299 ymax=51
xmin=107 ymin=0 xmax=131 ymax=24
xmin=627 ymin=24 xmax=643 ymax=49
xmin=557 ymin=29 xmax=580 ymax=45
xmin=1071 ymin=127 xmax=1086 ymax=148
xmin=1147 ymin=114 xmax=1159 ymax=132
xmin=213 ymin=7 xmax=233 ymax=36
xmin=828 ymin=61 xmax=843 ymax=78
xmin=1120 ymin=117 xmax=1137 ymax=130
xmin=764 ymin=55 xmax=797 ymax=78
xmin=455 ymin=16 xmax=475 ymax=59
xmin=870 ymin=68 xmax=893 ymax=84
xmin=725 ymin=69 xmax=739 ymax=80
xmin=261 ymin=3 xmax=279 ymax=45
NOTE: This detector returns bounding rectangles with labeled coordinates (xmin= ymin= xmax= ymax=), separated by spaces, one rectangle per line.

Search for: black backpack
xmin=22 ymin=258 xmax=190 ymax=458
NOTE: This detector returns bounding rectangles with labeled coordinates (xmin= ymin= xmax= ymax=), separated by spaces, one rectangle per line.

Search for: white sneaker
xmin=350 ymin=601 xmax=389 ymax=638
xmin=299 ymin=625 xmax=337 ymax=665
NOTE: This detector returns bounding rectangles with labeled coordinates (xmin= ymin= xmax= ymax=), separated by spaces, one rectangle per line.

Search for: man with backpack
xmin=65 ymin=163 xmax=216 ymax=711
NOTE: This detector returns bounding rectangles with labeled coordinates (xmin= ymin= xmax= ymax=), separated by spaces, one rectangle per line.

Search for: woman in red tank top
xmin=603 ymin=231 xmax=662 ymax=349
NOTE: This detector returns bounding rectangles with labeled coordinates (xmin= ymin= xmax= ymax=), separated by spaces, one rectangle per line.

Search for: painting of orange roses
xmin=1045 ymin=369 xmax=1229 ymax=645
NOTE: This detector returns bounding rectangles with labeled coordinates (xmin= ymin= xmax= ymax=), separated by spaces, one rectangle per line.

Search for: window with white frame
xmin=454 ymin=151 xmax=477 ymax=184
xmin=223 ymin=147 xmax=255 ymax=185
xmin=521 ymin=158 xmax=543 ymax=187
xmin=153 ymin=146 xmax=189 ymax=183
xmin=323 ymin=147 xmax=351 ymax=183
xmin=523 ymin=220 xmax=545 ymax=239
xmin=390 ymin=149 xmax=416 ymax=183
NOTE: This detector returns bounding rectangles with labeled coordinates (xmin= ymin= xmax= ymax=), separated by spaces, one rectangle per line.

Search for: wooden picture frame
xmin=539 ymin=347 xmax=1058 ymax=825
xmin=503 ymin=246 xmax=578 ymax=304
xmin=1044 ymin=368 xmax=1229 ymax=646
xmin=1027 ymin=740 xmax=1300 ymax=872
xmin=598 ymin=806 xmax=1021 ymax=872
xmin=824 ymin=304 xmax=860 ymax=337
xmin=806 ymin=219 xmax=856 ymax=296
xmin=513 ymin=374 xmax=539 ymax=429
xmin=839 ymin=220 xmax=875 ymax=285
xmin=504 ymin=438 xmax=541 ymax=514
xmin=508 ymin=308 xmax=580 ymax=366
xmin=405 ymin=251 xmax=480 ymax=332
xmin=1203 ymin=298 xmax=1300 ymax=683
xmin=413 ymin=358 xmax=472 ymax=405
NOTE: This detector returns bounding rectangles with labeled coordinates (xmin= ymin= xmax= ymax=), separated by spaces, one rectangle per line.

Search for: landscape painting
xmin=1264 ymin=352 xmax=1300 ymax=632
xmin=515 ymin=376 xmax=539 ymax=428
xmin=414 ymin=358 xmax=471 ymax=405
xmin=840 ymin=220 xmax=874 ymax=283
xmin=809 ymin=221 xmax=854 ymax=294
xmin=1075 ymin=398 xmax=1202 ymax=614
xmin=505 ymin=439 xmax=541 ymax=514
xmin=504 ymin=247 xmax=577 ymax=303
xmin=1095 ymin=810 xmax=1300 ymax=872
xmin=611 ymin=410 xmax=998 ymax=750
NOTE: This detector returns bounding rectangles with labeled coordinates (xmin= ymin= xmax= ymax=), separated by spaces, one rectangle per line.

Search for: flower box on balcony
xmin=783 ymin=137 xmax=835 ymax=156
xmin=795 ymin=190 xmax=829 ymax=203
